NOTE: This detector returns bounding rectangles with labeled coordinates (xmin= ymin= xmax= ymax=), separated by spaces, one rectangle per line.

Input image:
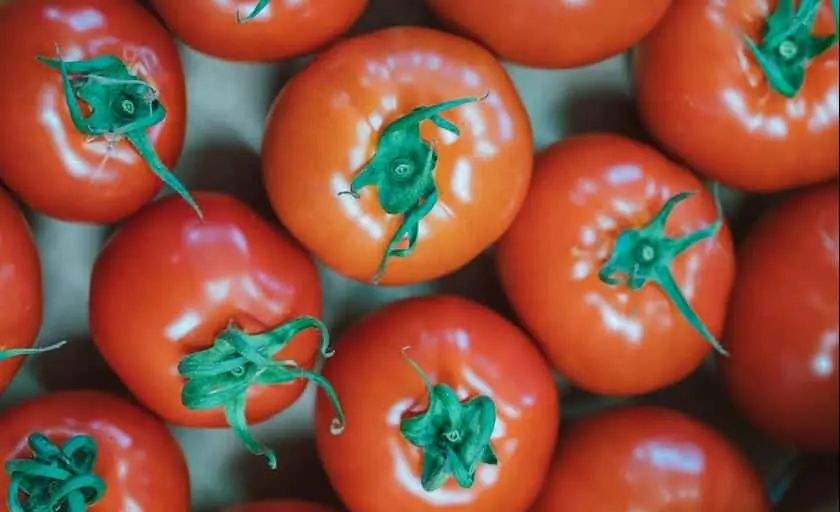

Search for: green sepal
xmin=0 ymin=340 xmax=67 ymax=363
xmin=237 ymin=0 xmax=271 ymax=23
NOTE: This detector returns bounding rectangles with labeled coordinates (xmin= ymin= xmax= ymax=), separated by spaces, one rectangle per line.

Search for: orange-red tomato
xmin=149 ymin=0 xmax=367 ymax=62
xmin=497 ymin=134 xmax=735 ymax=396
xmin=531 ymin=406 xmax=769 ymax=512
xmin=0 ymin=390 xmax=190 ymax=511
xmin=314 ymin=295 xmax=559 ymax=512
xmin=262 ymin=26 xmax=533 ymax=286
xmin=224 ymin=500 xmax=336 ymax=512
xmin=0 ymin=0 xmax=189 ymax=223
xmin=90 ymin=192 xmax=342 ymax=469
xmin=426 ymin=0 xmax=672 ymax=68
xmin=719 ymin=182 xmax=839 ymax=453
xmin=635 ymin=0 xmax=839 ymax=192
xmin=0 ymin=188 xmax=42 ymax=395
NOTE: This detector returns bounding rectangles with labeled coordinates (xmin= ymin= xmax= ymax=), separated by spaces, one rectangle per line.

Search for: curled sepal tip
xmin=6 ymin=433 xmax=106 ymax=512
xmin=178 ymin=316 xmax=345 ymax=469
xmin=0 ymin=340 xmax=67 ymax=362
xmin=237 ymin=0 xmax=271 ymax=23
xmin=598 ymin=182 xmax=729 ymax=356
xmin=338 ymin=93 xmax=490 ymax=284
xmin=744 ymin=0 xmax=840 ymax=98
xmin=398 ymin=347 xmax=498 ymax=492
xmin=36 ymin=46 xmax=202 ymax=219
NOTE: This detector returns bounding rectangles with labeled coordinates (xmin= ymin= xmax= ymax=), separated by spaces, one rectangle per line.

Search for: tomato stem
xmin=36 ymin=46 xmax=202 ymax=219
xmin=338 ymin=93 xmax=489 ymax=284
xmin=598 ymin=182 xmax=729 ymax=356
xmin=0 ymin=340 xmax=67 ymax=363
xmin=177 ymin=316 xmax=345 ymax=469
xmin=5 ymin=433 xmax=106 ymax=512
xmin=745 ymin=0 xmax=839 ymax=97
xmin=398 ymin=347 xmax=498 ymax=492
xmin=237 ymin=0 xmax=271 ymax=23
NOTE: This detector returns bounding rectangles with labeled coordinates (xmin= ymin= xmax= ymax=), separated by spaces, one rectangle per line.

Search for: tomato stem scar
xmin=5 ymin=433 xmax=107 ymax=512
xmin=598 ymin=182 xmax=729 ymax=356
xmin=177 ymin=316 xmax=345 ymax=470
xmin=0 ymin=340 xmax=67 ymax=363
xmin=237 ymin=0 xmax=271 ymax=24
xmin=398 ymin=346 xmax=498 ymax=492
xmin=35 ymin=46 xmax=203 ymax=219
xmin=338 ymin=93 xmax=490 ymax=285
xmin=744 ymin=0 xmax=839 ymax=97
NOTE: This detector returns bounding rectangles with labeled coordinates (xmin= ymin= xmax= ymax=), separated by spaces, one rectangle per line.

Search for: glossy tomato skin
xmin=0 ymin=188 xmax=42 ymax=395
xmin=314 ymin=295 xmax=559 ymax=512
xmin=719 ymin=183 xmax=839 ymax=453
xmin=532 ymin=406 xmax=769 ymax=512
xmin=89 ymin=192 xmax=322 ymax=427
xmin=149 ymin=0 xmax=367 ymax=62
xmin=0 ymin=390 xmax=190 ymax=511
xmin=224 ymin=500 xmax=336 ymax=512
xmin=497 ymin=134 xmax=735 ymax=396
xmin=635 ymin=0 xmax=839 ymax=192
xmin=262 ymin=27 xmax=533 ymax=286
xmin=426 ymin=0 xmax=671 ymax=68
xmin=0 ymin=0 xmax=186 ymax=223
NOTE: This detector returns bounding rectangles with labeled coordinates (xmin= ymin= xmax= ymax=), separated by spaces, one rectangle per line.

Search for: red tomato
xmin=635 ymin=0 xmax=839 ymax=192
xmin=719 ymin=183 xmax=839 ymax=453
xmin=0 ymin=0 xmax=194 ymax=223
xmin=314 ymin=295 xmax=559 ymax=512
xmin=532 ymin=406 xmax=769 ymax=511
xmin=149 ymin=0 xmax=367 ymax=62
xmin=497 ymin=134 xmax=735 ymax=395
xmin=89 ymin=192 xmax=343 ymax=469
xmin=426 ymin=0 xmax=672 ymax=68
xmin=0 ymin=188 xmax=43 ymax=395
xmin=262 ymin=26 xmax=533 ymax=286
xmin=0 ymin=390 xmax=190 ymax=511
xmin=224 ymin=500 xmax=336 ymax=512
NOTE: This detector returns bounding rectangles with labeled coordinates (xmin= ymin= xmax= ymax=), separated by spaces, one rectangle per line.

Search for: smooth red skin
xmin=532 ymin=407 xmax=769 ymax=512
xmin=224 ymin=500 xmax=337 ymax=512
xmin=0 ymin=390 xmax=190 ymax=511
xmin=262 ymin=27 xmax=533 ymax=286
xmin=426 ymin=0 xmax=671 ymax=68
xmin=0 ymin=0 xmax=186 ymax=223
xmin=149 ymin=0 xmax=367 ymax=62
xmin=497 ymin=134 xmax=735 ymax=396
xmin=719 ymin=183 xmax=839 ymax=453
xmin=635 ymin=0 xmax=839 ymax=192
xmin=89 ymin=192 xmax=322 ymax=427
xmin=0 ymin=189 xmax=42 ymax=395
xmin=314 ymin=296 xmax=559 ymax=512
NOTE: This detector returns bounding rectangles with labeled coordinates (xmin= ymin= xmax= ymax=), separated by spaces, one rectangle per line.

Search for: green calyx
xmin=398 ymin=347 xmax=498 ymax=492
xmin=6 ymin=433 xmax=106 ymax=512
xmin=36 ymin=47 xmax=202 ymax=219
xmin=0 ymin=340 xmax=66 ymax=363
xmin=178 ymin=316 xmax=345 ymax=469
xmin=745 ymin=0 xmax=840 ymax=97
xmin=237 ymin=0 xmax=271 ymax=23
xmin=339 ymin=93 xmax=489 ymax=284
xmin=598 ymin=182 xmax=729 ymax=356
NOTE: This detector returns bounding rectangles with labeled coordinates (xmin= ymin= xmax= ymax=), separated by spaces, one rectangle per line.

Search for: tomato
xmin=314 ymin=295 xmax=559 ymax=512
xmin=89 ymin=192 xmax=344 ymax=469
xmin=719 ymin=183 xmax=838 ymax=453
xmin=149 ymin=0 xmax=367 ymax=62
xmin=635 ymin=0 xmax=839 ymax=192
xmin=262 ymin=26 xmax=533 ymax=286
xmin=532 ymin=406 xmax=769 ymax=511
xmin=224 ymin=500 xmax=336 ymax=512
xmin=497 ymin=134 xmax=735 ymax=396
xmin=0 ymin=390 xmax=190 ymax=511
xmin=426 ymin=0 xmax=672 ymax=68
xmin=0 ymin=0 xmax=197 ymax=223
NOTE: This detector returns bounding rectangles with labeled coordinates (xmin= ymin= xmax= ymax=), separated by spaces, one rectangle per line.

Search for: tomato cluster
xmin=0 ymin=0 xmax=837 ymax=511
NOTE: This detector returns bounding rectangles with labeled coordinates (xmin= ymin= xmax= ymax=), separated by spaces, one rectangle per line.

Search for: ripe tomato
xmin=149 ymin=0 xmax=367 ymax=62
xmin=426 ymin=0 xmax=672 ymax=68
xmin=314 ymin=295 xmax=559 ymax=512
xmin=0 ymin=390 xmax=190 ymax=511
xmin=262 ymin=26 xmax=533 ymax=286
xmin=497 ymin=134 xmax=735 ymax=396
xmin=0 ymin=0 xmax=196 ymax=223
xmin=532 ymin=406 xmax=769 ymax=511
xmin=719 ymin=182 xmax=838 ymax=453
xmin=224 ymin=500 xmax=336 ymax=512
xmin=89 ymin=192 xmax=344 ymax=469
xmin=635 ymin=0 xmax=839 ymax=192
